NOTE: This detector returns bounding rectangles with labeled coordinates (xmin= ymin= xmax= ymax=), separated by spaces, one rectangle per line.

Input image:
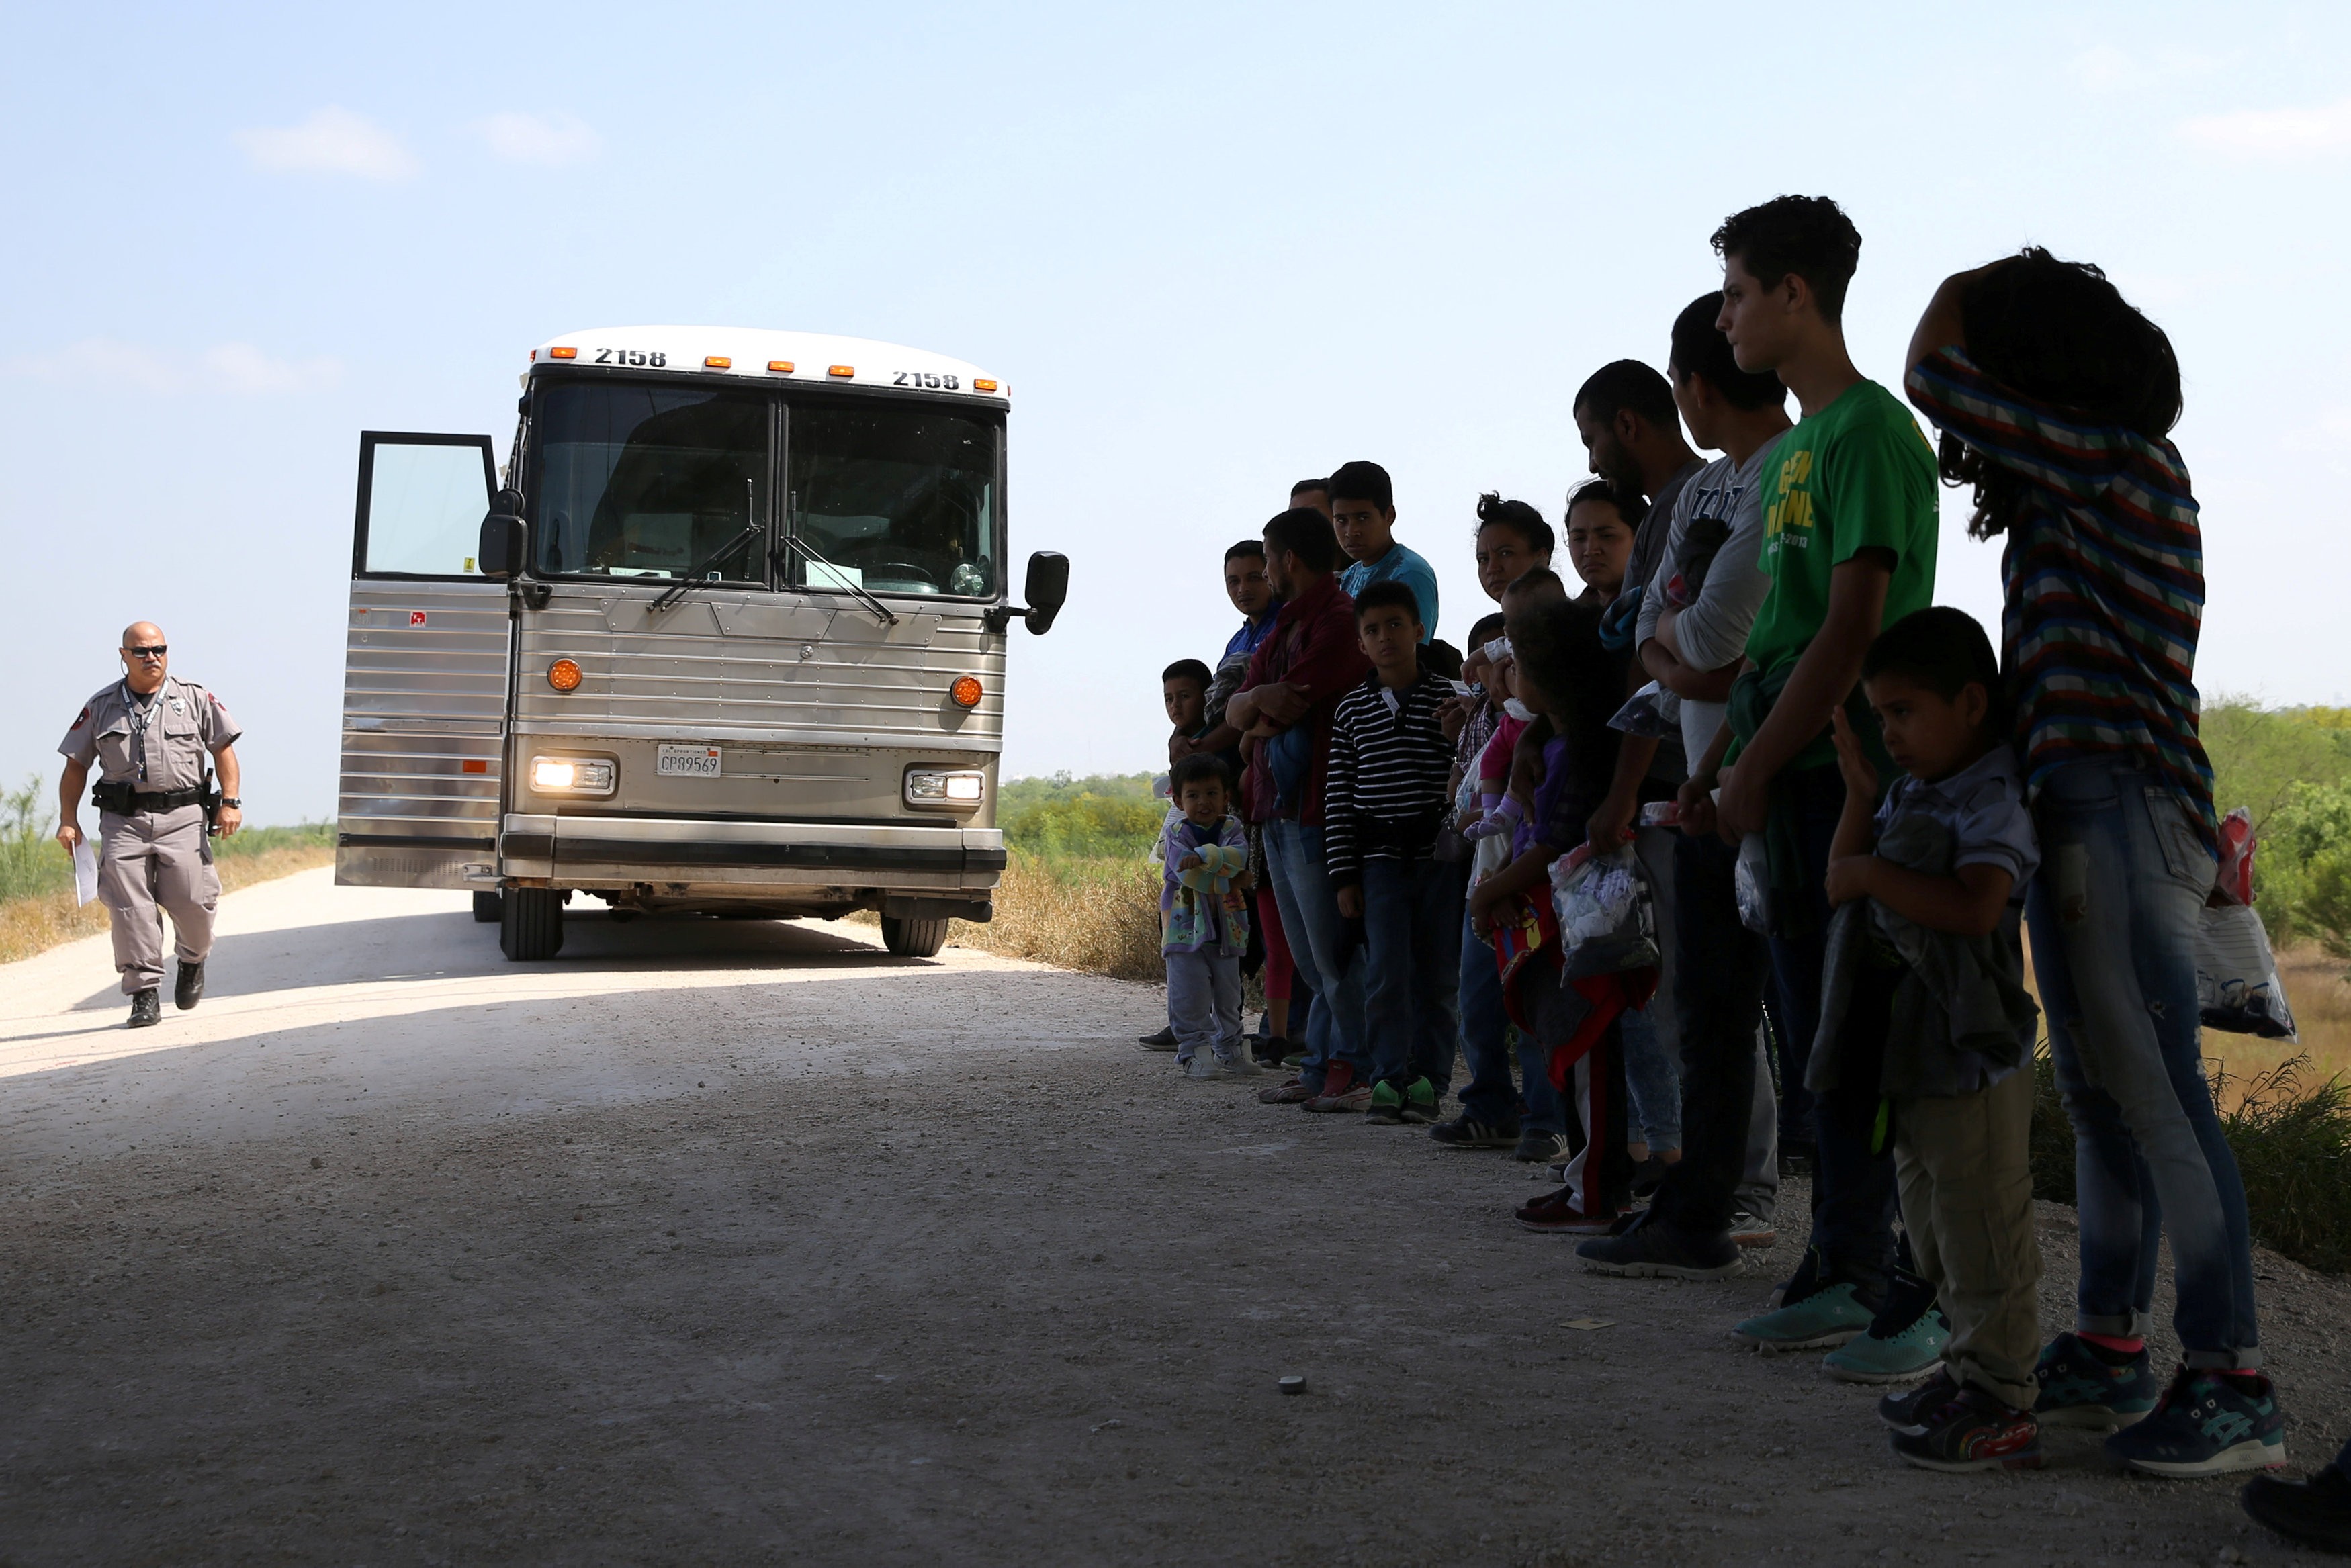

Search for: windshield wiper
xmin=647 ymin=521 xmax=764 ymax=614
xmin=777 ymin=533 xmax=898 ymax=627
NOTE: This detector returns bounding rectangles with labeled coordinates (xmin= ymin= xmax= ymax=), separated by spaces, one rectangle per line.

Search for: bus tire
xmin=472 ymin=890 xmax=503 ymax=923
xmin=880 ymin=913 xmax=948 ymax=958
xmin=501 ymin=887 xmax=566 ymax=961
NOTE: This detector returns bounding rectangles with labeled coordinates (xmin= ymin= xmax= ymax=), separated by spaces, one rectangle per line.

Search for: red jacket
xmin=1239 ymin=572 xmax=1371 ymax=827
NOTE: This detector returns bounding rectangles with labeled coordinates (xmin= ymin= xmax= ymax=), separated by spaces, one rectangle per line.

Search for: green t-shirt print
xmin=1743 ymin=377 xmax=1940 ymax=679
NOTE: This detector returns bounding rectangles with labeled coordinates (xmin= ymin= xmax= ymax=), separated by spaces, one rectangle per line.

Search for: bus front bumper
xmin=498 ymin=813 xmax=1005 ymax=895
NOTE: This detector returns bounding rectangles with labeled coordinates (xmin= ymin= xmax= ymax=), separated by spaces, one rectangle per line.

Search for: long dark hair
xmin=1945 ymin=247 xmax=2182 ymax=540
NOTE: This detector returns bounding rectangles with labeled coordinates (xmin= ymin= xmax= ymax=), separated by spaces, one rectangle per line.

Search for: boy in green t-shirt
xmin=1691 ymin=195 xmax=1942 ymax=1371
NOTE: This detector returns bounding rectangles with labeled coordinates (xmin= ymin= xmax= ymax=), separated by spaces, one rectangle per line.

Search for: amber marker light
xmin=828 ymin=364 xmax=855 ymax=378
xmin=974 ymin=379 xmax=998 ymax=393
xmin=768 ymin=359 xmax=795 ymax=373
xmin=950 ymin=674 xmax=985 ymax=709
xmin=547 ymin=658 xmax=584 ymax=692
xmin=704 ymin=355 xmax=733 ymax=369
xmin=549 ymin=346 xmax=578 ymax=359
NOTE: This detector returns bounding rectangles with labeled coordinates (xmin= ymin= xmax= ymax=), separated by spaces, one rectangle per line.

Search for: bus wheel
xmin=880 ymin=914 xmax=948 ymax=958
xmin=500 ymin=888 xmax=566 ymax=961
xmin=472 ymin=890 xmax=503 ymax=923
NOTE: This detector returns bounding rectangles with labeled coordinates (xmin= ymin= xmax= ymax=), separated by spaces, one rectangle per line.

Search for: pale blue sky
xmin=5 ymin=3 xmax=2348 ymax=823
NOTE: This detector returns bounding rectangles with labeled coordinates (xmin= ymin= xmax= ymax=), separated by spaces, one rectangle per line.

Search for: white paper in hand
xmin=73 ymin=836 xmax=100 ymax=907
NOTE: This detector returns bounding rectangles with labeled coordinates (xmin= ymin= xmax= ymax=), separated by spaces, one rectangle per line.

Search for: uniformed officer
xmin=55 ymin=622 xmax=244 ymax=1029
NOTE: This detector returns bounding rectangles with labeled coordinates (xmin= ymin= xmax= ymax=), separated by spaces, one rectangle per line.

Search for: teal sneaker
xmin=1824 ymin=1307 xmax=1951 ymax=1383
xmin=1364 ymin=1080 xmax=1407 ymax=1125
xmin=2033 ymin=1332 xmax=2160 ymax=1431
xmin=1399 ymin=1076 xmax=1439 ymax=1125
xmin=2106 ymin=1367 xmax=2287 ymax=1478
xmin=1730 ymin=1281 xmax=1875 ymax=1354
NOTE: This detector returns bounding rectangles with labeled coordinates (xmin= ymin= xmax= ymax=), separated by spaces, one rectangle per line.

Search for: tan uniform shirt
xmin=58 ymin=676 xmax=242 ymax=790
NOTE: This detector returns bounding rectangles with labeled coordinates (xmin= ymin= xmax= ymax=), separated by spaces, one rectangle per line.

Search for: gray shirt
xmin=1874 ymin=745 xmax=2041 ymax=896
xmin=1627 ymin=457 xmax=1704 ymax=784
xmin=1636 ymin=439 xmax=1781 ymax=766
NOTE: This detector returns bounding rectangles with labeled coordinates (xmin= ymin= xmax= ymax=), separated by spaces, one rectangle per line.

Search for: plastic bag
xmin=2194 ymin=805 xmax=2296 ymax=1038
xmin=1734 ymin=833 xmax=1773 ymax=935
xmin=1607 ymin=680 xmax=1675 ymax=739
xmin=1550 ymin=843 xmax=1657 ymax=977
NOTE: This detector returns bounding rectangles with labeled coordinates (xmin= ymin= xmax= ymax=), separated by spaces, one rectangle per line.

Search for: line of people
xmin=1143 ymin=193 xmax=2350 ymax=1536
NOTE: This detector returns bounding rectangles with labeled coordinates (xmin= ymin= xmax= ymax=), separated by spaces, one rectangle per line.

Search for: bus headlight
xmin=905 ymin=768 xmax=985 ymax=809
xmin=531 ymin=755 xmax=616 ymax=795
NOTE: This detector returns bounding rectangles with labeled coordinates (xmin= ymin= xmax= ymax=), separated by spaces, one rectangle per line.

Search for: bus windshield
xmin=531 ymin=383 xmax=769 ymax=581
xmin=786 ymin=404 xmax=1000 ymax=600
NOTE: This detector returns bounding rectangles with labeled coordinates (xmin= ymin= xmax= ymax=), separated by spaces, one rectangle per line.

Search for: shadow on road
xmin=58 ymin=908 xmax=930 ymax=1015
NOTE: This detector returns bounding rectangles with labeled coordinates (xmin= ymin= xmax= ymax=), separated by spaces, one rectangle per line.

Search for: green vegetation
xmin=2204 ymin=700 xmax=2351 ymax=950
xmin=998 ymin=772 xmax=1165 ymax=862
xmin=1 ymin=773 xmax=333 ymax=903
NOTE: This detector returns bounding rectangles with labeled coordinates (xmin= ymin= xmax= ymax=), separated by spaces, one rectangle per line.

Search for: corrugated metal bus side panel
xmin=335 ymin=582 xmax=510 ymax=886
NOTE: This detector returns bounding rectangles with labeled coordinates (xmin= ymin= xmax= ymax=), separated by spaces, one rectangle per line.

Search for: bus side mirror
xmin=1020 ymin=551 xmax=1068 ymax=635
xmin=478 ymin=489 xmax=527 ymax=579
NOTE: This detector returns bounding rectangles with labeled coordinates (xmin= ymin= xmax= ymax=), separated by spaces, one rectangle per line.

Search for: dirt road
xmin=1 ymin=868 xmax=2343 ymax=1566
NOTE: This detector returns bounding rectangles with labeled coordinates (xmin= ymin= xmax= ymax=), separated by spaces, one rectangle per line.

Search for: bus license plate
xmin=656 ymin=745 xmax=722 ymax=778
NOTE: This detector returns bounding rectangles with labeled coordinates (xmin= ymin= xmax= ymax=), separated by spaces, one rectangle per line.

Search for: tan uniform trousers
xmin=97 ymin=804 xmax=219 ymax=995
xmin=1894 ymin=1063 xmax=2044 ymax=1412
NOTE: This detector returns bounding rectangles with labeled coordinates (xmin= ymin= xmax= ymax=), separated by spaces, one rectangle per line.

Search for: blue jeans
xmin=1265 ymin=817 xmax=1369 ymax=1091
xmin=1767 ymin=763 xmax=1899 ymax=1300
xmin=1455 ymin=909 xmax=1565 ymax=1134
xmin=2028 ymin=759 xmax=2260 ymax=1369
xmin=1357 ymin=856 xmax=1463 ymax=1093
xmin=1622 ymin=825 xmax=1683 ymax=1152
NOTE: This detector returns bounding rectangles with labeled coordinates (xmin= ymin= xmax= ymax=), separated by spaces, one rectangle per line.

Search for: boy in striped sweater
xmin=1326 ymin=580 xmax=1464 ymax=1123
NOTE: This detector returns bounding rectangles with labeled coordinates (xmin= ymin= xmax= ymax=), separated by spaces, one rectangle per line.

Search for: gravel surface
xmin=1 ymin=868 xmax=2345 ymax=1566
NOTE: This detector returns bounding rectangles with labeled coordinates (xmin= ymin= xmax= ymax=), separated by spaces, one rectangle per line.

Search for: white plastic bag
xmin=2196 ymin=902 xmax=2297 ymax=1040
xmin=1734 ymin=834 xmax=1773 ymax=935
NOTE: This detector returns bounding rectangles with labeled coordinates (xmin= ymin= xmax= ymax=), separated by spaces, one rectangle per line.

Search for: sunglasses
xmin=124 ymin=646 xmax=167 ymax=659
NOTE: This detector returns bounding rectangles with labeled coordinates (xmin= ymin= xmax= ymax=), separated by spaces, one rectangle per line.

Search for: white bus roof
xmin=523 ymin=326 xmax=1004 ymax=398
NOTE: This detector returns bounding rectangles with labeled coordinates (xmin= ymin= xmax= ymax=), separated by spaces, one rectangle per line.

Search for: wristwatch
xmin=220 ymin=796 xmax=242 ymax=808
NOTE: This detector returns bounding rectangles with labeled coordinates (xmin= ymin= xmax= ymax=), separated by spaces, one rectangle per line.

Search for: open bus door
xmin=335 ymin=432 xmax=512 ymax=896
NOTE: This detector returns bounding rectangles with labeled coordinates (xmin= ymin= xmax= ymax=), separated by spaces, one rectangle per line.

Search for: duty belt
xmin=90 ymin=781 xmax=208 ymax=815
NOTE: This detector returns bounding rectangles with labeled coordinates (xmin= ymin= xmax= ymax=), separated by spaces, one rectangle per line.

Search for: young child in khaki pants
xmin=1816 ymin=606 xmax=2043 ymax=1471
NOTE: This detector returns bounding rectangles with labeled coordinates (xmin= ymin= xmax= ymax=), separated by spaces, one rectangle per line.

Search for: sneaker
xmin=2242 ymin=1463 xmax=2351 ymax=1555
xmin=1728 ymin=1210 xmax=1778 ymax=1249
xmin=127 ymin=988 xmax=161 ymax=1029
xmin=1399 ymin=1077 xmax=1439 ymax=1125
xmin=1303 ymin=1064 xmax=1369 ymax=1113
xmin=1182 ymin=1054 xmax=1218 ymax=1080
xmin=1890 ymin=1385 xmax=2043 ymax=1473
xmin=2033 ymin=1332 xmax=2160 ymax=1431
xmin=1252 ymin=1040 xmax=1289 ymax=1068
xmin=1766 ymin=1245 xmax=1823 ymax=1311
xmin=1825 ymin=1270 xmax=1949 ymax=1384
xmin=1513 ymin=1129 xmax=1572 ymax=1164
xmin=1879 ymin=1369 xmax=1963 ymax=1431
xmin=1216 ymin=1052 xmax=1265 ymax=1078
xmin=1282 ymin=1052 xmax=1306 ymax=1070
xmin=2105 ymin=1367 xmax=2287 ymax=1478
xmin=1824 ymin=1309 xmax=1950 ymax=1384
xmin=174 ymin=959 xmax=205 ymax=1011
xmin=1258 ymin=1076 xmax=1317 ymax=1105
xmin=1139 ymin=1025 xmax=1178 ymax=1052
xmin=1730 ymin=1281 xmax=1875 ymax=1354
xmin=1427 ymin=1116 xmax=1518 ymax=1150
xmin=1514 ymin=1188 xmax=1624 ymax=1236
xmin=1574 ymin=1210 xmax=1742 ymax=1280
xmin=1365 ymin=1080 xmax=1407 ymax=1124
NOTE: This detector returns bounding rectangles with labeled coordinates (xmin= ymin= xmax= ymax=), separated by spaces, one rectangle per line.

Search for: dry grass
xmin=847 ymin=851 xmax=1166 ymax=982
xmin=0 ymin=846 xmax=334 ymax=966
xmin=2202 ymin=940 xmax=2351 ymax=1103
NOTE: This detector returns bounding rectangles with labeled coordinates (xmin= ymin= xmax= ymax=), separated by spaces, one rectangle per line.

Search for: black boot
xmin=175 ymin=960 xmax=206 ymax=1011
xmin=128 ymin=988 xmax=161 ymax=1029
xmin=2244 ymin=1463 xmax=2351 ymax=1555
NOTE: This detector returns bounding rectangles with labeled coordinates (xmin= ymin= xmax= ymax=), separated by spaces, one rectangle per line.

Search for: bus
xmin=332 ymin=326 xmax=1065 ymax=961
